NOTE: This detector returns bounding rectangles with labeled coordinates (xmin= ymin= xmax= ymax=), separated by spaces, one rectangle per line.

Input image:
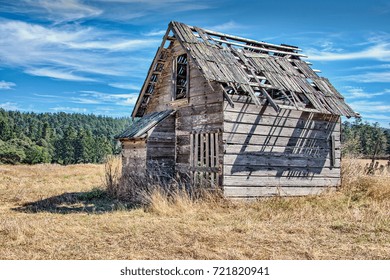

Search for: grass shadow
xmin=13 ymin=188 xmax=138 ymax=214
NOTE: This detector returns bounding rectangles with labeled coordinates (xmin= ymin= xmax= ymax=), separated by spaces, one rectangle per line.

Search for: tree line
xmin=342 ymin=119 xmax=389 ymax=158
xmin=0 ymin=109 xmax=389 ymax=165
xmin=0 ymin=109 xmax=132 ymax=164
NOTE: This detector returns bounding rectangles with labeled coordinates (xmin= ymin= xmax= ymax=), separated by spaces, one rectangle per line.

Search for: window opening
xmin=174 ymin=53 xmax=188 ymax=100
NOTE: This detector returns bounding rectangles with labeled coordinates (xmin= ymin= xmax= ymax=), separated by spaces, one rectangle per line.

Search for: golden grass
xmin=0 ymin=159 xmax=389 ymax=260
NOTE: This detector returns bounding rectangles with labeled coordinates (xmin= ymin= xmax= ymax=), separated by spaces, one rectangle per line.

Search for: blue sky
xmin=0 ymin=0 xmax=389 ymax=127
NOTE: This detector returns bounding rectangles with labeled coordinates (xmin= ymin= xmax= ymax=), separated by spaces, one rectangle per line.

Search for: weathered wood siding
xmin=144 ymin=40 xmax=224 ymax=185
xmin=121 ymin=139 xmax=147 ymax=172
xmin=146 ymin=115 xmax=176 ymax=177
xmin=223 ymin=95 xmax=341 ymax=197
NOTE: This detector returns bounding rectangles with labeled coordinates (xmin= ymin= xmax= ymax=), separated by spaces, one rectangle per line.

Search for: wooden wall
xmin=223 ymin=95 xmax=341 ymax=197
xmin=144 ymin=39 xmax=224 ymax=184
xmin=146 ymin=115 xmax=176 ymax=177
xmin=121 ymin=139 xmax=147 ymax=172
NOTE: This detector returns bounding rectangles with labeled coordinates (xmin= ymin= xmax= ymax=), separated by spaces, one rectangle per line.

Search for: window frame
xmin=172 ymin=52 xmax=190 ymax=101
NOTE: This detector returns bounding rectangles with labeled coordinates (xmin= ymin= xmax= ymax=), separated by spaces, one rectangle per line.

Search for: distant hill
xmin=0 ymin=109 xmax=132 ymax=164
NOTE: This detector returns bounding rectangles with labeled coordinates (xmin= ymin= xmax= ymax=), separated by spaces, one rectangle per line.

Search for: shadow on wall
xmin=228 ymin=105 xmax=339 ymax=179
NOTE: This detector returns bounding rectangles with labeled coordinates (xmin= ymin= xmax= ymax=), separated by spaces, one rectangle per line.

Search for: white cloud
xmin=342 ymin=71 xmax=390 ymax=83
xmin=0 ymin=19 xmax=157 ymax=81
xmin=50 ymin=106 xmax=88 ymax=113
xmin=143 ymin=30 xmax=166 ymax=37
xmin=343 ymin=86 xmax=390 ymax=99
xmin=363 ymin=114 xmax=390 ymax=121
xmin=74 ymin=90 xmax=139 ymax=106
xmin=0 ymin=102 xmax=20 ymax=111
xmin=205 ymin=21 xmax=245 ymax=33
xmin=305 ymin=33 xmax=390 ymax=62
xmin=352 ymin=64 xmax=390 ymax=71
xmin=25 ymin=68 xmax=96 ymax=82
xmin=307 ymin=43 xmax=390 ymax=61
xmin=108 ymin=83 xmax=140 ymax=90
xmin=23 ymin=0 xmax=102 ymax=22
xmin=0 ymin=81 xmax=16 ymax=90
xmin=348 ymin=100 xmax=390 ymax=114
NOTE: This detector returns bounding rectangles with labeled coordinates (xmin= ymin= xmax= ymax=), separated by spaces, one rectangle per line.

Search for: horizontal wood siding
xmin=223 ymin=94 xmax=341 ymax=197
xmin=142 ymin=39 xmax=224 ymax=185
xmin=121 ymin=139 xmax=147 ymax=172
xmin=146 ymin=115 xmax=175 ymax=177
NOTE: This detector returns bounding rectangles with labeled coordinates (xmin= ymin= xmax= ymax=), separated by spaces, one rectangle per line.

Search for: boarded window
xmin=173 ymin=53 xmax=188 ymax=100
xmin=190 ymin=131 xmax=219 ymax=187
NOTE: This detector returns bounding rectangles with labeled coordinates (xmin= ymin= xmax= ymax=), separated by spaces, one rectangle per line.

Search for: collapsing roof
xmin=115 ymin=109 xmax=174 ymax=140
xmin=132 ymin=21 xmax=358 ymax=118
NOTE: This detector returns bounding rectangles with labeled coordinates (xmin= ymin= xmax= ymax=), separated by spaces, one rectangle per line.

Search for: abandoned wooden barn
xmin=116 ymin=21 xmax=359 ymax=197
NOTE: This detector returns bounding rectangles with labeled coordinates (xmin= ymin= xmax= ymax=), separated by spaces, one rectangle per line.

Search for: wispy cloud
xmin=50 ymin=106 xmax=88 ymax=113
xmin=108 ymin=83 xmax=140 ymax=90
xmin=351 ymin=64 xmax=390 ymax=71
xmin=305 ymin=33 xmax=390 ymax=62
xmin=0 ymin=19 xmax=158 ymax=81
xmin=25 ymin=68 xmax=96 ymax=82
xmin=15 ymin=0 xmax=102 ymax=23
xmin=143 ymin=29 xmax=166 ymax=37
xmin=363 ymin=114 xmax=390 ymax=121
xmin=0 ymin=81 xmax=16 ymax=90
xmin=75 ymin=90 xmax=138 ymax=106
xmin=0 ymin=102 xmax=20 ymax=111
xmin=342 ymin=71 xmax=390 ymax=83
xmin=307 ymin=43 xmax=390 ymax=61
xmin=205 ymin=21 xmax=246 ymax=33
xmin=343 ymin=86 xmax=390 ymax=99
xmin=349 ymin=100 xmax=390 ymax=114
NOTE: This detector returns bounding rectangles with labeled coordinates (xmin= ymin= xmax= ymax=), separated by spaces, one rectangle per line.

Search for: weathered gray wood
xmin=223 ymin=131 xmax=341 ymax=146
xmin=224 ymin=176 xmax=340 ymax=187
xmin=223 ymin=186 xmax=337 ymax=197
xmin=224 ymin=154 xmax=340 ymax=168
xmin=224 ymin=110 xmax=340 ymax=131
xmin=224 ymin=122 xmax=339 ymax=140
xmin=223 ymin=164 xmax=340 ymax=177
xmin=224 ymin=144 xmax=340 ymax=158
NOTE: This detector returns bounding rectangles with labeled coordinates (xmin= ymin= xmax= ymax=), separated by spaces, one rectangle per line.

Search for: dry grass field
xmin=0 ymin=159 xmax=389 ymax=260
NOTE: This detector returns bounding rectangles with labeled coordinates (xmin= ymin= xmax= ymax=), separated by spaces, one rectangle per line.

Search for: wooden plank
xmin=194 ymin=132 xmax=198 ymax=167
xmin=224 ymin=122 xmax=339 ymax=140
xmin=224 ymin=111 xmax=341 ymax=131
xmin=189 ymin=133 xmax=194 ymax=167
xmin=223 ymin=176 xmax=341 ymax=187
xmin=210 ymin=132 xmax=215 ymax=183
xmin=223 ymin=132 xmax=341 ymax=149
xmin=331 ymin=135 xmax=336 ymax=167
xmin=223 ymin=154 xmax=340 ymax=168
xmin=223 ymin=164 xmax=340 ymax=178
xmin=200 ymin=133 xmax=204 ymax=167
xmin=224 ymin=144 xmax=340 ymax=158
xmin=205 ymin=133 xmax=210 ymax=168
xmin=223 ymin=186 xmax=336 ymax=197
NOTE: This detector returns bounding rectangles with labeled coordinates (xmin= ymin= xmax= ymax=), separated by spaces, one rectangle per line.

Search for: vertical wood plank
xmin=205 ymin=133 xmax=210 ymax=168
xmin=215 ymin=132 xmax=219 ymax=167
xmin=200 ymin=133 xmax=204 ymax=186
xmin=190 ymin=132 xmax=194 ymax=166
xmin=331 ymin=135 xmax=336 ymax=167
xmin=210 ymin=132 xmax=215 ymax=185
xmin=194 ymin=132 xmax=199 ymax=167
xmin=200 ymin=133 xmax=204 ymax=167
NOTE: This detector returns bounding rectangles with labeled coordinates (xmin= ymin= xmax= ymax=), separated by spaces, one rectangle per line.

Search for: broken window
xmin=173 ymin=53 xmax=188 ymax=100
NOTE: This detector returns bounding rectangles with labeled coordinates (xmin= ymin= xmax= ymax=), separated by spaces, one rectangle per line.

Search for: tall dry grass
xmin=0 ymin=158 xmax=389 ymax=259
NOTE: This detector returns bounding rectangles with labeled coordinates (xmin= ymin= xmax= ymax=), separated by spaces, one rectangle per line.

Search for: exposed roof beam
xmin=210 ymin=37 xmax=307 ymax=58
xmin=131 ymin=23 xmax=172 ymax=119
xmin=187 ymin=24 xmax=302 ymax=52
